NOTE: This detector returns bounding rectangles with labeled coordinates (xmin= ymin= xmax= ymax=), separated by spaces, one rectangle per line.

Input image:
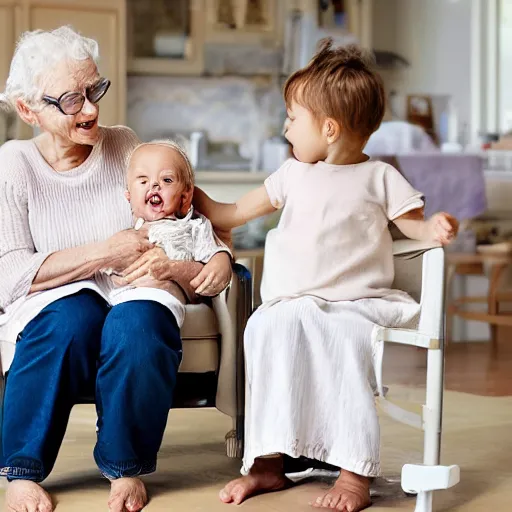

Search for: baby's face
xmin=126 ymin=145 xmax=192 ymax=222
xmin=284 ymin=101 xmax=328 ymax=163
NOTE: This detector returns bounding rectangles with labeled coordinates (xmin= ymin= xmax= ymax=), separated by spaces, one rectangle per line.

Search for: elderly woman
xmin=0 ymin=26 xmax=231 ymax=512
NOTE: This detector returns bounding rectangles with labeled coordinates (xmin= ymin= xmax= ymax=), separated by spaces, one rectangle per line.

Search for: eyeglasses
xmin=42 ymin=78 xmax=111 ymax=115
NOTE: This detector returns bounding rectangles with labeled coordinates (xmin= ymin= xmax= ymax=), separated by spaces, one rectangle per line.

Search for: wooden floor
xmin=2 ymin=331 xmax=512 ymax=511
xmin=384 ymin=327 xmax=512 ymax=397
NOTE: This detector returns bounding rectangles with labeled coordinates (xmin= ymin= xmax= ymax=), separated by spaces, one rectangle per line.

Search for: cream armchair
xmin=0 ymin=263 xmax=252 ymax=459
xmin=177 ymin=262 xmax=251 ymax=457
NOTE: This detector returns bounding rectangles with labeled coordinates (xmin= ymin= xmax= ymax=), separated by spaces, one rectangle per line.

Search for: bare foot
xmin=5 ymin=480 xmax=53 ymax=512
xmin=219 ymin=455 xmax=290 ymax=505
xmin=108 ymin=477 xmax=148 ymax=512
xmin=312 ymin=470 xmax=371 ymax=511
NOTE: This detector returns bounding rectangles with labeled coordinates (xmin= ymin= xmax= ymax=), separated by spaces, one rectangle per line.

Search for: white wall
xmin=373 ymin=0 xmax=474 ymax=139
xmin=499 ymin=0 xmax=512 ymax=131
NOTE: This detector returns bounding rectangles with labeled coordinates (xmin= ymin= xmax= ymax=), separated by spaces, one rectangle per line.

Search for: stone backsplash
xmin=127 ymin=74 xmax=286 ymax=163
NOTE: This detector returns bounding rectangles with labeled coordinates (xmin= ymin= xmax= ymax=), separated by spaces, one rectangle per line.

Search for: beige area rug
xmin=1 ymin=386 xmax=511 ymax=511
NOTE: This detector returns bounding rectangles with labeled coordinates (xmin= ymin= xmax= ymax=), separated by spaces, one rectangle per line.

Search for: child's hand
xmin=425 ymin=212 xmax=459 ymax=245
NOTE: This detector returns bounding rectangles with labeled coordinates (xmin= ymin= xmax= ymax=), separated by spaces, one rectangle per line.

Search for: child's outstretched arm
xmin=193 ymin=185 xmax=276 ymax=230
xmin=393 ymin=208 xmax=459 ymax=245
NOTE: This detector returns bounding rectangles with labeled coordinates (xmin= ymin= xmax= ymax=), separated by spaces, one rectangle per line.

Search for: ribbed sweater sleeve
xmin=0 ymin=144 xmax=51 ymax=312
xmin=0 ymin=126 xmax=140 ymax=313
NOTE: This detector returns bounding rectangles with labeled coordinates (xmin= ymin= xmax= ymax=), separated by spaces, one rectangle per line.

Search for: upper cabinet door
xmin=0 ymin=1 xmax=24 ymax=140
xmin=127 ymin=0 xmax=205 ymax=76
xmin=297 ymin=0 xmax=373 ymax=48
xmin=0 ymin=2 xmax=20 ymax=92
xmin=27 ymin=0 xmax=126 ymax=127
xmin=205 ymin=0 xmax=282 ymax=44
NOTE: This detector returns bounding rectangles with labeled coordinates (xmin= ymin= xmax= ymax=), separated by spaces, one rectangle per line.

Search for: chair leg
xmin=401 ymin=347 xmax=460 ymax=510
xmin=488 ymin=263 xmax=507 ymax=353
xmin=420 ymin=349 xmax=443 ymax=512
xmin=225 ymin=417 xmax=244 ymax=458
xmin=413 ymin=491 xmax=433 ymax=512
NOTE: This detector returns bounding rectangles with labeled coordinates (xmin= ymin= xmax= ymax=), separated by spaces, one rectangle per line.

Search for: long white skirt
xmin=242 ymin=294 xmax=420 ymax=477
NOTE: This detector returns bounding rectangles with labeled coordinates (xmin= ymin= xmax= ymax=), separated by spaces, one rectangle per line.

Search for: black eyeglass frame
xmin=42 ymin=78 xmax=111 ymax=115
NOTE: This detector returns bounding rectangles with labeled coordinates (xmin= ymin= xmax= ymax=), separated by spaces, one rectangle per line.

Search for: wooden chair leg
xmin=488 ymin=263 xmax=507 ymax=353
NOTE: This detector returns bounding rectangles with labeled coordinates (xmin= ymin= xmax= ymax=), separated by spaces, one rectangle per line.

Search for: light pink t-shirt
xmin=261 ymin=158 xmax=424 ymax=303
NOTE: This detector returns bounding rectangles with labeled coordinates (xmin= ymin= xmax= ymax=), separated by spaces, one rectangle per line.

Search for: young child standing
xmin=194 ymin=40 xmax=458 ymax=512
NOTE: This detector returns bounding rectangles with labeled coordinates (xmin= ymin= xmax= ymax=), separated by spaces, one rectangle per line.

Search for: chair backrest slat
xmin=392 ymin=255 xmax=423 ymax=303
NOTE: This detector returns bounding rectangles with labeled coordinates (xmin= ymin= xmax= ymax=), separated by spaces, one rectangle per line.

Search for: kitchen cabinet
xmin=0 ymin=1 xmax=19 ymax=141
xmin=127 ymin=0 xmax=204 ymax=76
xmin=293 ymin=0 xmax=373 ymax=47
xmin=0 ymin=0 xmax=126 ymax=138
xmin=347 ymin=0 xmax=373 ymax=48
xmin=205 ymin=0 xmax=283 ymax=45
xmin=0 ymin=1 xmax=20 ymax=96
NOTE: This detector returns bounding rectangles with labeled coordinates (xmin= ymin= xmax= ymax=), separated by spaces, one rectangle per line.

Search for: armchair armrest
xmin=212 ymin=263 xmax=252 ymax=424
xmin=393 ymin=239 xmax=441 ymax=258
xmin=393 ymin=240 xmax=445 ymax=339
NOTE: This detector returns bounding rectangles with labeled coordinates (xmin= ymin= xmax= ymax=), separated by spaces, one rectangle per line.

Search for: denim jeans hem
xmin=94 ymin=447 xmax=157 ymax=480
xmin=0 ymin=466 xmax=45 ymax=483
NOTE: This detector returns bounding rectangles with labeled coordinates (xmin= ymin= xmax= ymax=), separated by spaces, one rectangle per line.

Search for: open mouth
xmin=76 ymin=119 xmax=97 ymax=130
xmin=147 ymin=193 xmax=163 ymax=207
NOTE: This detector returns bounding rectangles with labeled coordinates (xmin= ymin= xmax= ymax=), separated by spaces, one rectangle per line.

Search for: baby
xmin=101 ymin=140 xmax=229 ymax=317
xmin=125 ymin=140 xmax=227 ymax=262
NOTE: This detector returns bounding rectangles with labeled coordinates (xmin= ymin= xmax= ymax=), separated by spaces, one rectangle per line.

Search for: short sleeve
xmin=383 ymin=164 xmax=424 ymax=220
xmin=192 ymin=214 xmax=232 ymax=263
xmin=264 ymin=158 xmax=294 ymax=210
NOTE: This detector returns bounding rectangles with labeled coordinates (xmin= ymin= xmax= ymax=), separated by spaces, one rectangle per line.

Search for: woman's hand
xmin=191 ymin=252 xmax=232 ymax=296
xmin=116 ymin=248 xmax=205 ymax=302
xmin=116 ymin=247 xmax=232 ymax=297
xmin=119 ymin=247 xmax=171 ymax=283
xmin=101 ymin=228 xmax=153 ymax=273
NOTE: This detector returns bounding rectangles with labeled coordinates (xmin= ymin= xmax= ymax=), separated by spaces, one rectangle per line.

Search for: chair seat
xmin=180 ymin=303 xmax=220 ymax=373
xmin=182 ymin=303 xmax=218 ymax=338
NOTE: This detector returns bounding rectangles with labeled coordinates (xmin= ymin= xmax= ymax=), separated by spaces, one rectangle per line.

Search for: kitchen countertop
xmin=195 ymin=171 xmax=270 ymax=183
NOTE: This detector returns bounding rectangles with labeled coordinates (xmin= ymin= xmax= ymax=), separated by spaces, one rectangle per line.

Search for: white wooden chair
xmin=285 ymin=240 xmax=460 ymax=512
xmin=373 ymin=239 xmax=460 ymax=512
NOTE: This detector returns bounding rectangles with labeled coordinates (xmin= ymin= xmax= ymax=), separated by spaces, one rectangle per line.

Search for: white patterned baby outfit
xmin=101 ymin=207 xmax=229 ymax=322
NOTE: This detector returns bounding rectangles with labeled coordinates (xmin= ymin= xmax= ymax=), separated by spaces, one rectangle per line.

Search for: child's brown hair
xmin=284 ymin=39 xmax=386 ymax=142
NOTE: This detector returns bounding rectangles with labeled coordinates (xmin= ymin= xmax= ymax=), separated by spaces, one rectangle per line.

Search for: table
xmin=446 ymin=251 xmax=512 ymax=349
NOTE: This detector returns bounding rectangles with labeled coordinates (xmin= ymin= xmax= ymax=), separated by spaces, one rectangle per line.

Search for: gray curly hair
xmin=0 ymin=25 xmax=99 ymax=111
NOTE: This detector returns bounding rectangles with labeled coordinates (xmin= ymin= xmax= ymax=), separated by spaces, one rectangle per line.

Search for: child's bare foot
xmin=312 ymin=470 xmax=371 ymax=511
xmin=5 ymin=480 xmax=53 ymax=512
xmin=219 ymin=455 xmax=290 ymax=505
xmin=108 ymin=477 xmax=147 ymax=512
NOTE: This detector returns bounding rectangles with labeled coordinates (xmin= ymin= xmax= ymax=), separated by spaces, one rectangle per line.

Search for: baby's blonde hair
xmin=128 ymin=139 xmax=195 ymax=190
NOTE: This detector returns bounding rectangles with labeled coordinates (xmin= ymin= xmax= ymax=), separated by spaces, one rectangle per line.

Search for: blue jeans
xmin=0 ymin=289 xmax=182 ymax=482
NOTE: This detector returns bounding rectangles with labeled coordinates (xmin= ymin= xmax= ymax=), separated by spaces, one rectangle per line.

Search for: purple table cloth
xmin=379 ymin=154 xmax=486 ymax=220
